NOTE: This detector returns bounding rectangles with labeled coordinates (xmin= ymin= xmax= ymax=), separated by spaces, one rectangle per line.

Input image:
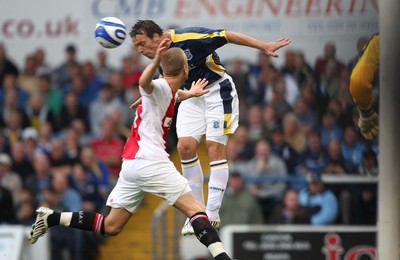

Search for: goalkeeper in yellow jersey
xmin=349 ymin=34 xmax=379 ymax=141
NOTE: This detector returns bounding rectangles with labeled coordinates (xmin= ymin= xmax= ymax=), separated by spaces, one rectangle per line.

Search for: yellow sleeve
xmin=349 ymin=34 xmax=380 ymax=111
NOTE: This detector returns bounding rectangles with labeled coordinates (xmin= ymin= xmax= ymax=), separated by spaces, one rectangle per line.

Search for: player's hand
xmin=358 ymin=108 xmax=379 ymax=141
xmin=130 ymin=97 xmax=142 ymax=109
xmin=189 ymin=78 xmax=209 ymax=97
xmin=154 ymin=38 xmax=171 ymax=61
xmin=263 ymin=37 xmax=291 ymax=58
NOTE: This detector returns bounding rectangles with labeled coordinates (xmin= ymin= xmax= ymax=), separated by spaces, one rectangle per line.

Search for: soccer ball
xmin=94 ymin=17 xmax=127 ymax=49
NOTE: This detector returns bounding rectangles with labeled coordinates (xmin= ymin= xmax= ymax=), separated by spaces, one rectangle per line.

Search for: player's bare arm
xmin=138 ymin=38 xmax=170 ymax=94
xmin=176 ymin=78 xmax=209 ymax=102
xmin=225 ymin=31 xmax=291 ymax=58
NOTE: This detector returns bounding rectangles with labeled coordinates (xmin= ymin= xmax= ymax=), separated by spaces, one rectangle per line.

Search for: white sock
xmin=181 ymin=156 xmax=205 ymax=205
xmin=59 ymin=212 xmax=73 ymax=226
xmin=206 ymin=160 xmax=229 ymax=220
xmin=208 ymin=242 xmax=226 ymax=258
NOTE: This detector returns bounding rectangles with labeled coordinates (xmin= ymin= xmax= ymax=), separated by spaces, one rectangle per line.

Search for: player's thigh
xmin=138 ymin=159 xmax=192 ymax=206
xmin=205 ymin=75 xmax=239 ymax=138
xmin=176 ymin=97 xmax=206 ymax=139
xmin=106 ymin=160 xmax=146 ymax=214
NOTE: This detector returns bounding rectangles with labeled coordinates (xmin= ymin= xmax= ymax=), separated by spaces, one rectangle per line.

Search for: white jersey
xmin=122 ymin=78 xmax=175 ymax=161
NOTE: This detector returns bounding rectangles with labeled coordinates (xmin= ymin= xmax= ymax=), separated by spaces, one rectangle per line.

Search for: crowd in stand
xmin=0 ymin=36 xmax=378 ymax=259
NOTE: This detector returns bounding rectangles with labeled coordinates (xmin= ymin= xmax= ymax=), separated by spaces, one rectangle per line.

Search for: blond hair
xmin=160 ymin=47 xmax=187 ymax=77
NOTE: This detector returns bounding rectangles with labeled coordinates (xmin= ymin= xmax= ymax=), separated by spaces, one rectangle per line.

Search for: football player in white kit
xmin=29 ymin=39 xmax=232 ymax=260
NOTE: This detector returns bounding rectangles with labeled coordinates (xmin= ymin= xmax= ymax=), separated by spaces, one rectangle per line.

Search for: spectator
xmin=320 ymin=110 xmax=343 ymax=149
xmin=269 ymin=126 xmax=300 ymax=174
xmin=24 ymin=152 xmax=53 ymax=199
xmin=18 ymin=54 xmax=39 ymax=95
xmin=33 ymin=48 xmax=51 ymax=75
xmin=48 ymin=138 xmax=74 ymax=173
xmin=282 ymin=112 xmax=307 ymax=154
xmin=301 ymin=130 xmax=329 ymax=171
xmin=63 ymin=127 xmax=82 ymax=162
xmin=70 ymin=162 xmax=103 ymax=212
xmin=110 ymin=70 xmax=138 ymax=106
xmin=90 ymin=118 xmax=124 ymax=185
xmin=0 ymin=153 xmax=22 ymax=206
xmin=281 ymin=49 xmax=296 ymax=76
xmin=293 ymin=95 xmax=319 ymax=134
xmin=95 ymin=50 xmax=113 ymax=83
xmin=341 ymin=125 xmax=366 ymax=168
xmin=248 ymin=52 xmax=274 ymax=104
xmin=314 ymin=41 xmax=345 ymax=78
xmin=24 ymin=92 xmax=59 ymax=132
xmin=53 ymin=44 xmax=79 ymax=89
xmin=89 ymin=82 xmax=126 ymax=137
xmin=51 ymin=171 xmax=83 ymax=260
xmin=292 ymin=130 xmax=328 ymax=191
xmin=1 ymin=73 xmax=29 ymax=113
xmin=59 ymin=91 xmax=90 ymax=132
xmin=230 ymin=125 xmax=255 ymax=162
xmin=16 ymin=188 xmax=36 ymax=225
xmin=325 ymin=138 xmax=356 ymax=175
xmin=227 ymin=59 xmax=251 ymax=103
xmin=0 ymin=87 xmax=30 ymax=128
xmin=0 ymin=43 xmax=19 ymax=83
xmin=70 ymin=162 xmax=105 ymax=259
xmin=0 ymin=186 xmax=15 ymax=223
xmin=320 ymin=58 xmax=342 ymax=101
xmin=293 ymin=50 xmax=318 ymax=88
xmin=35 ymin=123 xmax=53 ymax=154
xmin=11 ymin=141 xmax=34 ymax=182
xmin=37 ymin=74 xmax=64 ymax=117
xmin=269 ymin=189 xmax=310 ymax=224
xmin=21 ymin=127 xmax=41 ymax=162
xmin=246 ymin=104 xmax=269 ymax=143
xmin=324 ymin=138 xmax=355 ymax=224
xmin=65 ymin=74 xmax=94 ymax=107
xmin=120 ymin=53 xmax=142 ymax=89
xmin=262 ymin=103 xmax=280 ymax=133
xmin=219 ymin=171 xmax=264 ymax=226
xmin=39 ymin=185 xmax=80 ymax=260
xmin=352 ymin=149 xmax=378 ymax=225
xmin=79 ymin=145 xmax=109 ymax=199
xmin=237 ymin=139 xmax=287 ymax=219
xmin=299 ymin=173 xmax=339 ymax=225
xmin=3 ymin=109 xmax=25 ymax=146
xmin=82 ymin=61 xmax=102 ymax=101
xmin=269 ymin=77 xmax=293 ymax=119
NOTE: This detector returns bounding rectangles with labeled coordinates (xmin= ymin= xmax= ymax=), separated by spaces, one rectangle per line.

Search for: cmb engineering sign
xmin=220 ymin=225 xmax=377 ymax=260
xmin=0 ymin=0 xmax=378 ymax=69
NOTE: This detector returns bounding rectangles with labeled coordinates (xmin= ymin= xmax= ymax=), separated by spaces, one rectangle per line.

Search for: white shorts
xmin=106 ymin=158 xmax=191 ymax=213
xmin=176 ymin=73 xmax=239 ymax=143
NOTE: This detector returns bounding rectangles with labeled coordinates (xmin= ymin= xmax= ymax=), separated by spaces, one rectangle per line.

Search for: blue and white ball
xmin=94 ymin=17 xmax=127 ymax=49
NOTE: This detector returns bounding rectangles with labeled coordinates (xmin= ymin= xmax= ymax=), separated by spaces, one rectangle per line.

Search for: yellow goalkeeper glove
xmin=358 ymin=108 xmax=379 ymax=141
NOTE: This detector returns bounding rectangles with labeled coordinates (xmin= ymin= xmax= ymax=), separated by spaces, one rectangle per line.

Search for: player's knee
xmin=177 ymin=140 xmax=197 ymax=158
xmin=206 ymin=141 xmax=226 ymax=161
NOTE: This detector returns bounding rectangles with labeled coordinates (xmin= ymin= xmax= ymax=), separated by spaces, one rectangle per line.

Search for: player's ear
xmin=183 ymin=63 xmax=188 ymax=74
xmin=152 ymin=33 xmax=160 ymax=41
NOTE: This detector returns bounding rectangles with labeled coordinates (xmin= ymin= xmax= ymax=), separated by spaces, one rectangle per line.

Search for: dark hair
xmin=129 ymin=20 xmax=163 ymax=38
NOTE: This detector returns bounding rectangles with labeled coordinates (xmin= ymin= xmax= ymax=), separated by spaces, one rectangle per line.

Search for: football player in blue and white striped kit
xmin=130 ymin=20 xmax=291 ymax=235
